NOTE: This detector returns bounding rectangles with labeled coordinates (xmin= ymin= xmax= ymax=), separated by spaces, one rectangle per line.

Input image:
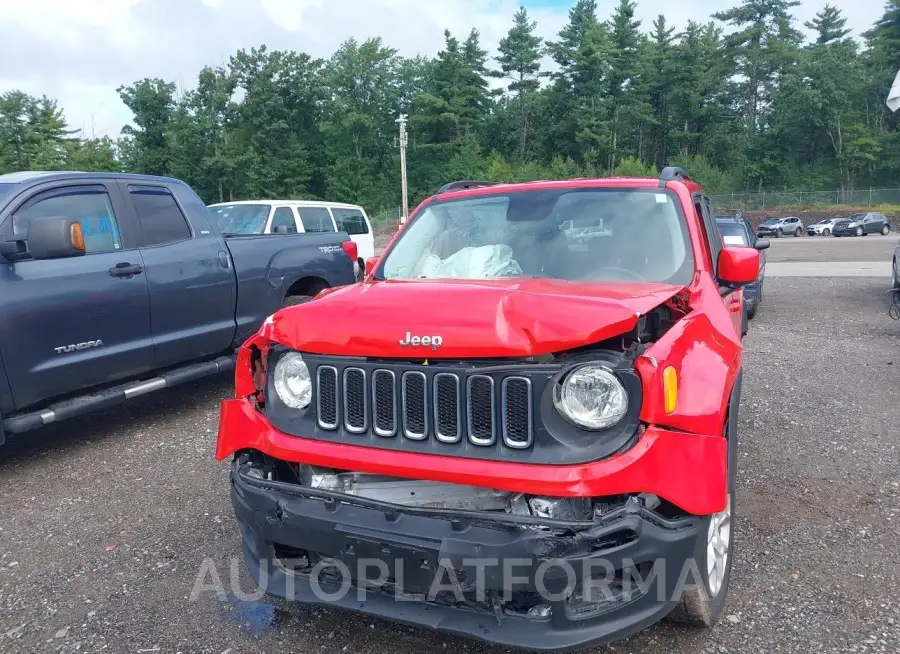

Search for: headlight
xmin=847 ymin=222 xmax=858 ymax=228
xmin=273 ymin=351 xmax=312 ymax=409
xmin=553 ymin=364 xmax=628 ymax=430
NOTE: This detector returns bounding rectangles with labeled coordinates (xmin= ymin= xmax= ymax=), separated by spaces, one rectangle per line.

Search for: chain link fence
xmin=710 ymin=188 xmax=900 ymax=212
xmin=371 ymin=206 xmax=402 ymax=226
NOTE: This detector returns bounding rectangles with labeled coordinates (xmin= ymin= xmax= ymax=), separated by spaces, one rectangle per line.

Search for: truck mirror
xmin=26 ymin=216 xmax=86 ymax=260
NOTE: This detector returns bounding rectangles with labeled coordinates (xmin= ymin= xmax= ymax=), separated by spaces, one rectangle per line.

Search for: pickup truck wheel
xmin=667 ymin=386 xmax=738 ymax=628
xmin=282 ymin=282 xmax=329 ymax=308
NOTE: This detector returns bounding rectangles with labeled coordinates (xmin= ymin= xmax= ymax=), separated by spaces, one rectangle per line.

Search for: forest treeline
xmin=2 ymin=0 xmax=900 ymax=215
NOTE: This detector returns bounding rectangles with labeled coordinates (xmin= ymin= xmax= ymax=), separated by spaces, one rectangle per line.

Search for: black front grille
xmin=315 ymin=363 xmax=534 ymax=449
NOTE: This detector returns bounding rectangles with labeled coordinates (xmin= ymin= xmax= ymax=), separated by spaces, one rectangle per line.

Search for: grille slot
xmin=372 ymin=370 xmax=397 ymax=437
xmin=433 ymin=373 xmax=461 ymax=443
xmin=467 ymin=375 xmax=496 ymax=446
xmin=401 ymin=371 xmax=427 ymax=440
xmin=343 ymin=368 xmax=367 ymax=433
xmin=501 ymin=377 xmax=533 ymax=448
xmin=316 ymin=366 xmax=338 ymax=430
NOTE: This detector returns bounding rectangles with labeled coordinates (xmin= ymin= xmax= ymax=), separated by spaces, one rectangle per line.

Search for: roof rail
xmin=658 ymin=166 xmax=691 ymax=188
xmin=436 ymin=180 xmax=505 ymax=194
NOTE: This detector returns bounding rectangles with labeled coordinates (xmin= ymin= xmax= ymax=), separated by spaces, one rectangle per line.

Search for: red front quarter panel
xmin=638 ymin=283 xmax=742 ymax=436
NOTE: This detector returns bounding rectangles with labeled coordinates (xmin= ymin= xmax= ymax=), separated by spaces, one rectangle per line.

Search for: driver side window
xmin=12 ymin=187 xmax=123 ymax=254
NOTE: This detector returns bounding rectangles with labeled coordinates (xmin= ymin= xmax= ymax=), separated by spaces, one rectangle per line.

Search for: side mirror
xmin=27 ymin=216 xmax=87 ymax=260
xmin=365 ymin=256 xmax=379 ymax=276
xmin=273 ymin=225 xmax=289 ymax=235
xmin=755 ymin=238 xmax=770 ymax=251
xmin=717 ymin=247 xmax=760 ymax=287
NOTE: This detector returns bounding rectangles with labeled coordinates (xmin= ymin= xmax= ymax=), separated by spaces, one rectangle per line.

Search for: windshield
xmin=716 ymin=221 xmax=750 ymax=246
xmin=208 ymin=204 xmax=271 ymax=234
xmin=379 ymin=188 xmax=695 ymax=284
xmin=850 ymin=214 xmax=866 ymax=220
xmin=761 ymin=218 xmax=779 ymax=225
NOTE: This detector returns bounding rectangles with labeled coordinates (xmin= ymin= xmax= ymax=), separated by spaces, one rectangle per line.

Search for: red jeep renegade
xmin=215 ymin=167 xmax=766 ymax=651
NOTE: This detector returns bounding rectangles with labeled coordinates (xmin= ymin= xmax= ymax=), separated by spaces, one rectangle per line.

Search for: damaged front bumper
xmin=230 ymin=460 xmax=703 ymax=652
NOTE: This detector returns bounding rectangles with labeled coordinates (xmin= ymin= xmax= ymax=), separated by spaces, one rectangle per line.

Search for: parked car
xmin=756 ymin=216 xmax=804 ymax=238
xmin=207 ymin=200 xmax=375 ymax=271
xmin=716 ymin=214 xmax=768 ymax=319
xmin=0 ymin=171 xmax=357 ymax=443
xmin=216 ymin=167 xmax=763 ymax=651
xmin=831 ymin=212 xmax=891 ymax=237
xmin=807 ymin=217 xmax=843 ymax=236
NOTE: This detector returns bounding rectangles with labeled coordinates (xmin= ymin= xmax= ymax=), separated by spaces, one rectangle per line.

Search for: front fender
xmin=636 ymin=299 xmax=742 ymax=437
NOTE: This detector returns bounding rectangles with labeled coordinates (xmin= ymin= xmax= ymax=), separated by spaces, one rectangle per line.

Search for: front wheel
xmin=882 ymin=224 xmax=891 ymax=236
xmin=794 ymin=228 xmax=802 ymax=237
xmin=855 ymin=227 xmax=863 ymax=237
xmin=823 ymin=228 xmax=830 ymax=236
xmin=775 ymin=228 xmax=783 ymax=238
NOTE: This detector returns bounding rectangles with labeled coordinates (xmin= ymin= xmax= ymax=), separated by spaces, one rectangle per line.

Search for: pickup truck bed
xmin=0 ymin=171 xmax=356 ymax=441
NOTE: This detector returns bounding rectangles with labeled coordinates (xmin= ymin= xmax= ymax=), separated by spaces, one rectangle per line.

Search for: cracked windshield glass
xmin=381 ymin=189 xmax=695 ymax=284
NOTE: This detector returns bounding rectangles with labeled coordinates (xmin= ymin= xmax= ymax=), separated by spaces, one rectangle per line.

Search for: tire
xmin=893 ymin=258 xmax=899 ymax=290
xmin=775 ymin=228 xmax=783 ymax=238
xmin=794 ymin=228 xmax=802 ymax=237
xmin=882 ymin=224 xmax=890 ymax=236
xmin=823 ymin=228 xmax=830 ymax=236
xmin=667 ymin=377 xmax=738 ymax=628
xmin=855 ymin=227 xmax=863 ymax=237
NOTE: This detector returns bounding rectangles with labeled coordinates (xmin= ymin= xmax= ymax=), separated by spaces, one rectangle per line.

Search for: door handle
xmin=109 ymin=262 xmax=144 ymax=277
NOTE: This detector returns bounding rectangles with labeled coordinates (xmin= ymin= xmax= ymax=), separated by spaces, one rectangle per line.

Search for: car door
xmin=0 ymin=180 xmax=153 ymax=410
xmin=119 ymin=182 xmax=236 ymax=368
xmin=270 ymin=206 xmax=299 ymax=234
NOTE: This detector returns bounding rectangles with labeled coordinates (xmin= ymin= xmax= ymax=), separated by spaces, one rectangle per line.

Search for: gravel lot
xmin=1 ymin=239 xmax=898 ymax=654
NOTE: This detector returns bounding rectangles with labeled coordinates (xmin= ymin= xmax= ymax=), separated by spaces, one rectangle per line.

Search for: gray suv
xmin=757 ymin=216 xmax=804 ymax=238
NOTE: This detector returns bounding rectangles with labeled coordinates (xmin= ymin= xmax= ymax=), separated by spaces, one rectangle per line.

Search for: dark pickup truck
xmin=0 ymin=171 xmax=356 ymax=443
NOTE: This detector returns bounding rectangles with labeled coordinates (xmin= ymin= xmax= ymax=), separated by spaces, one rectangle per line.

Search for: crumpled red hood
xmin=262 ymin=278 xmax=685 ymax=358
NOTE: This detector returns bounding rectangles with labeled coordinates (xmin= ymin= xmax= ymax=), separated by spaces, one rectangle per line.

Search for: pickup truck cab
xmin=207 ymin=199 xmax=375 ymax=267
xmin=0 ymin=171 xmax=356 ymax=442
xmin=216 ymin=168 xmax=764 ymax=651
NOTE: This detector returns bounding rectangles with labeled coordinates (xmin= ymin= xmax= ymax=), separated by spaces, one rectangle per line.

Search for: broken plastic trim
xmin=234 ymin=466 xmax=698 ymax=534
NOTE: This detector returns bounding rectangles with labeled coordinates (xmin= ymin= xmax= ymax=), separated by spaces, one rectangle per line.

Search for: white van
xmin=207 ymin=200 xmax=375 ymax=263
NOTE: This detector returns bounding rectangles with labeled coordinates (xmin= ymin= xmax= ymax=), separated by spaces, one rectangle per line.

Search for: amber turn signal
xmin=70 ymin=223 xmax=86 ymax=252
xmin=663 ymin=366 xmax=678 ymax=414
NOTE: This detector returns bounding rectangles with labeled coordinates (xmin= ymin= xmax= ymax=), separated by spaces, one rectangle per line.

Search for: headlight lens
xmin=553 ymin=364 xmax=628 ymax=430
xmin=847 ymin=222 xmax=857 ymax=228
xmin=273 ymin=352 xmax=312 ymax=409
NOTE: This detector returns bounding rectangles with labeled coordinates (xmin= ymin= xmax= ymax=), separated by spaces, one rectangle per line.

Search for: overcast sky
xmin=0 ymin=0 xmax=887 ymax=138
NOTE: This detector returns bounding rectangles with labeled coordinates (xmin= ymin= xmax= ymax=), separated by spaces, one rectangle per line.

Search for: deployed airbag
xmin=417 ymin=244 xmax=523 ymax=278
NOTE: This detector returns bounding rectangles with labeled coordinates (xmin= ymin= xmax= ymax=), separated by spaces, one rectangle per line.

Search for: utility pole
xmin=396 ymin=113 xmax=409 ymax=224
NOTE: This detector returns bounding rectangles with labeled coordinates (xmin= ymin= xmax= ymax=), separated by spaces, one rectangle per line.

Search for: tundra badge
xmin=54 ymin=340 xmax=104 ymax=354
xmin=398 ymin=332 xmax=443 ymax=350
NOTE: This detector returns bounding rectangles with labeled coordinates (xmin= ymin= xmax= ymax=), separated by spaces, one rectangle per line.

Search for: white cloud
xmin=0 ymin=0 xmax=887 ymax=139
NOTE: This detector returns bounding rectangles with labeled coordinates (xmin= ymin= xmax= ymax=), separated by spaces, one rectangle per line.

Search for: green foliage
xmin=4 ymin=0 xmax=900 ymax=216
xmin=613 ymin=155 xmax=657 ymax=177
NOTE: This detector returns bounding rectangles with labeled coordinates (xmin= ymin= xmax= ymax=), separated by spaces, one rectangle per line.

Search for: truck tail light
xmin=341 ymin=240 xmax=358 ymax=263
